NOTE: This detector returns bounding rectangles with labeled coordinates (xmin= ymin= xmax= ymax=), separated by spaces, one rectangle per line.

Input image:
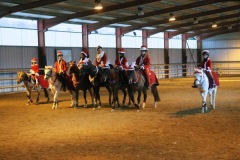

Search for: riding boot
xmin=60 ymin=74 xmax=66 ymax=92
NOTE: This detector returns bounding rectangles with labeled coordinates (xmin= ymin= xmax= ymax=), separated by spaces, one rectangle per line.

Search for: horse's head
xmin=68 ymin=61 xmax=79 ymax=75
xmin=100 ymin=65 xmax=111 ymax=82
xmin=44 ymin=66 xmax=53 ymax=80
xmin=126 ymin=67 xmax=136 ymax=84
xmin=193 ymin=68 xmax=204 ymax=86
xmin=17 ymin=71 xmax=27 ymax=84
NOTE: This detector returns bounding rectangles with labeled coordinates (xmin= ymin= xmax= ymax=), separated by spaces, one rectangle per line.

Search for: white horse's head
xmin=44 ymin=66 xmax=53 ymax=80
xmin=193 ymin=68 xmax=205 ymax=86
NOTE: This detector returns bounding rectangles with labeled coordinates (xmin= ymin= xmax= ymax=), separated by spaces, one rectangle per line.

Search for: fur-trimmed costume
xmin=95 ymin=51 xmax=107 ymax=66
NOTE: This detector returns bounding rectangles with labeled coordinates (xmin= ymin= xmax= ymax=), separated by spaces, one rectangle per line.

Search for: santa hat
xmin=31 ymin=57 xmax=37 ymax=62
xmin=202 ymin=50 xmax=209 ymax=55
xmin=118 ymin=48 xmax=125 ymax=54
xmin=81 ymin=50 xmax=89 ymax=57
xmin=140 ymin=45 xmax=148 ymax=51
xmin=97 ymin=45 xmax=103 ymax=51
xmin=57 ymin=51 xmax=63 ymax=56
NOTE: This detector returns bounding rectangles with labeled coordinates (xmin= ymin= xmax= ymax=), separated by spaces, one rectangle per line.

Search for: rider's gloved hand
xmin=140 ymin=65 xmax=144 ymax=70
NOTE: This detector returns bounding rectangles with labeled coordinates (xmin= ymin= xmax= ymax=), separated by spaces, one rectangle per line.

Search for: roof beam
xmin=169 ymin=19 xmax=240 ymax=39
xmin=43 ymin=0 xmax=160 ymax=30
xmin=186 ymin=24 xmax=240 ymax=39
xmin=122 ymin=4 xmax=240 ymax=35
xmin=147 ymin=12 xmax=240 ymax=37
xmin=88 ymin=0 xmax=223 ymax=32
xmin=186 ymin=22 xmax=240 ymax=39
xmin=201 ymin=28 xmax=240 ymax=40
xmin=0 ymin=0 xmax=67 ymax=18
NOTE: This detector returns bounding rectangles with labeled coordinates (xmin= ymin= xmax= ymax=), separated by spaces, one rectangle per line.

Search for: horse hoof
xmin=136 ymin=110 xmax=140 ymax=112
xmin=98 ymin=106 xmax=101 ymax=109
xmin=74 ymin=107 xmax=79 ymax=109
xmin=201 ymin=107 xmax=204 ymax=113
xmin=111 ymin=109 xmax=116 ymax=112
xmin=205 ymin=107 xmax=208 ymax=112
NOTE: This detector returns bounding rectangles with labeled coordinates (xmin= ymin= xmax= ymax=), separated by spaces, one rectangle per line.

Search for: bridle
xmin=194 ymin=71 xmax=204 ymax=85
xmin=45 ymin=69 xmax=57 ymax=84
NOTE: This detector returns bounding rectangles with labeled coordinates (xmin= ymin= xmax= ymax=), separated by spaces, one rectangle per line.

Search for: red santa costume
xmin=77 ymin=50 xmax=91 ymax=68
xmin=136 ymin=45 xmax=151 ymax=87
xmin=54 ymin=51 xmax=67 ymax=74
xmin=201 ymin=50 xmax=212 ymax=71
xmin=95 ymin=45 xmax=107 ymax=67
xmin=115 ymin=48 xmax=128 ymax=70
xmin=30 ymin=57 xmax=39 ymax=84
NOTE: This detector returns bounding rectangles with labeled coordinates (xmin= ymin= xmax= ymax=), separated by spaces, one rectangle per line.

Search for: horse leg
xmin=95 ymin=87 xmax=101 ymax=108
xmin=106 ymin=86 xmax=112 ymax=106
xmin=43 ymin=88 xmax=50 ymax=103
xmin=151 ymin=85 xmax=160 ymax=108
xmin=26 ymin=89 xmax=33 ymax=105
xmin=142 ymin=88 xmax=147 ymax=109
xmin=137 ymin=90 xmax=142 ymax=108
xmin=112 ymin=88 xmax=119 ymax=112
xmin=122 ymin=88 xmax=127 ymax=106
xmin=128 ymin=88 xmax=140 ymax=111
xmin=54 ymin=88 xmax=61 ymax=109
xmin=88 ymin=88 xmax=95 ymax=108
xmin=68 ymin=90 xmax=75 ymax=108
xmin=212 ymin=87 xmax=217 ymax=109
xmin=83 ymin=90 xmax=88 ymax=108
xmin=201 ymin=92 xmax=208 ymax=113
xmin=36 ymin=87 xmax=41 ymax=105
xmin=75 ymin=89 xmax=79 ymax=109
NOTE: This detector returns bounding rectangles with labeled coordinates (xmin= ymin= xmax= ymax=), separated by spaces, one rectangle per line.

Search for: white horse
xmin=44 ymin=66 xmax=76 ymax=109
xmin=193 ymin=68 xmax=218 ymax=113
xmin=17 ymin=71 xmax=50 ymax=105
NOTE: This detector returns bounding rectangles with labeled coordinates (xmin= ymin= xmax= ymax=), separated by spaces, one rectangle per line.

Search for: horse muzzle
xmin=128 ymin=79 xmax=133 ymax=84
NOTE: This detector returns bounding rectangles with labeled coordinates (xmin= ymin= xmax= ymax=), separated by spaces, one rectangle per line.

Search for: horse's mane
xmin=194 ymin=68 xmax=203 ymax=74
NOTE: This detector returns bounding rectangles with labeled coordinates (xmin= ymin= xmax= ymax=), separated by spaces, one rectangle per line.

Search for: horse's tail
xmin=43 ymin=88 xmax=49 ymax=98
xmin=151 ymin=85 xmax=160 ymax=102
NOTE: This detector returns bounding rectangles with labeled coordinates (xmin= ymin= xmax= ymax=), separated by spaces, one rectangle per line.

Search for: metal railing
xmin=1 ymin=62 xmax=239 ymax=93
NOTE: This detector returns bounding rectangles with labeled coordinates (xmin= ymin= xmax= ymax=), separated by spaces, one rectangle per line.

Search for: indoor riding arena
xmin=1 ymin=0 xmax=240 ymax=159
xmin=0 ymin=76 xmax=239 ymax=159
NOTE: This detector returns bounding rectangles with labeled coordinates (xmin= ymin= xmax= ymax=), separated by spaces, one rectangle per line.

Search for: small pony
xmin=193 ymin=68 xmax=219 ymax=113
xmin=126 ymin=63 xmax=160 ymax=111
xmin=17 ymin=71 xmax=50 ymax=105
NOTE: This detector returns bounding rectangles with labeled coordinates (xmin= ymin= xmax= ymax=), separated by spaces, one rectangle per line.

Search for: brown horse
xmin=101 ymin=64 xmax=129 ymax=111
xmin=68 ymin=61 xmax=95 ymax=109
xmin=80 ymin=62 xmax=113 ymax=109
xmin=126 ymin=66 xmax=160 ymax=110
xmin=17 ymin=71 xmax=50 ymax=105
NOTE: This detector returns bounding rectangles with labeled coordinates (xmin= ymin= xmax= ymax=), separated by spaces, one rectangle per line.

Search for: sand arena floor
xmin=0 ymin=76 xmax=239 ymax=160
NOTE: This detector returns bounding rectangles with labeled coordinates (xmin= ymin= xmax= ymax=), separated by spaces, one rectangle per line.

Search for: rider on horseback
xmin=30 ymin=57 xmax=39 ymax=87
xmin=54 ymin=51 xmax=67 ymax=92
xmin=95 ymin=45 xmax=107 ymax=67
xmin=135 ymin=45 xmax=151 ymax=88
xmin=114 ymin=48 xmax=128 ymax=81
xmin=77 ymin=50 xmax=91 ymax=69
xmin=192 ymin=50 xmax=215 ymax=88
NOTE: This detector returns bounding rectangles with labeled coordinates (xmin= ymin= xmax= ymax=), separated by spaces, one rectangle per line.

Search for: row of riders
xmin=18 ymin=46 xmax=218 ymax=113
xmin=19 ymin=45 xmax=160 ymax=111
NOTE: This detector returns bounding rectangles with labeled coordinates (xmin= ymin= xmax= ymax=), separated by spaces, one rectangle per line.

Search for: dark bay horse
xmin=101 ymin=64 xmax=129 ymax=111
xmin=81 ymin=62 xmax=113 ymax=108
xmin=68 ymin=61 xmax=95 ymax=109
xmin=126 ymin=66 xmax=160 ymax=110
xmin=17 ymin=71 xmax=50 ymax=105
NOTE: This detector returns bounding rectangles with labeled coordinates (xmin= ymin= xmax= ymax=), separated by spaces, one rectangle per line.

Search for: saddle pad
xmin=38 ymin=75 xmax=49 ymax=88
xmin=212 ymin=71 xmax=220 ymax=86
xmin=149 ymin=70 xmax=159 ymax=86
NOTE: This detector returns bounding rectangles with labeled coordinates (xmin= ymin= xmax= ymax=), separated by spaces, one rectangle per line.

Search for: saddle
xmin=139 ymin=70 xmax=159 ymax=86
xmin=205 ymin=71 xmax=219 ymax=89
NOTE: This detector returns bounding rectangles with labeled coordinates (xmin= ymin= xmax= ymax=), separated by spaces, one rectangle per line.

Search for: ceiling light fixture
xmin=193 ymin=18 xmax=198 ymax=24
xmin=137 ymin=7 xmax=144 ymax=16
xmin=169 ymin=13 xmax=176 ymax=22
xmin=212 ymin=22 xmax=217 ymax=28
xmin=94 ymin=0 xmax=103 ymax=10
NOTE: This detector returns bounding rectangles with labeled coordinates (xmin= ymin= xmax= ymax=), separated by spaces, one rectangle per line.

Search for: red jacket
xmin=115 ymin=56 xmax=128 ymax=69
xmin=31 ymin=64 xmax=39 ymax=73
xmin=95 ymin=52 xmax=107 ymax=66
xmin=201 ymin=58 xmax=212 ymax=71
xmin=136 ymin=54 xmax=150 ymax=70
xmin=54 ymin=59 xmax=67 ymax=73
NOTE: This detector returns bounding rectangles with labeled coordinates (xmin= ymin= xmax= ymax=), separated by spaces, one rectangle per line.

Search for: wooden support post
xmin=164 ymin=32 xmax=170 ymax=78
xmin=37 ymin=20 xmax=46 ymax=74
xmin=82 ymin=24 xmax=89 ymax=51
xmin=197 ymin=36 xmax=202 ymax=67
xmin=182 ymin=34 xmax=187 ymax=77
